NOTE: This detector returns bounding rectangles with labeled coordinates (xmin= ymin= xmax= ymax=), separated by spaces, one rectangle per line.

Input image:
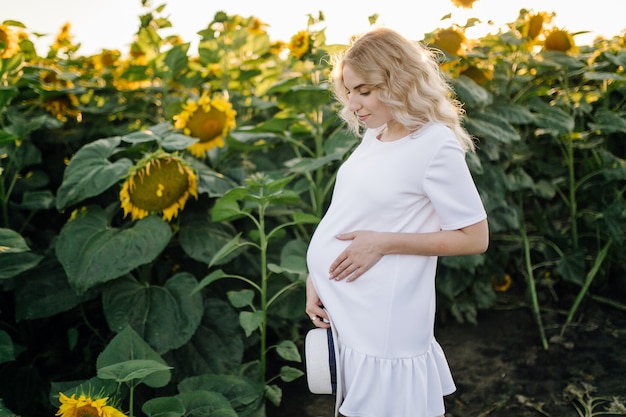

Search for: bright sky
xmin=4 ymin=0 xmax=626 ymax=55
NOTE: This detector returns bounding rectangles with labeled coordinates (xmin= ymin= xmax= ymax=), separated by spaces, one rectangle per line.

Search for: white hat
xmin=305 ymin=327 xmax=338 ymax=395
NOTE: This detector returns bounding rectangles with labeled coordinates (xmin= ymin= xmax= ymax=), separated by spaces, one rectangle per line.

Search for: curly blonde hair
xmin=331 ymin=27 xmax=475 ymax=152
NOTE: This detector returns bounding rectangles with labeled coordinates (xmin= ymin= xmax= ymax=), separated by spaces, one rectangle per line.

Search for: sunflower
xmin=173 ymin=91 xmax=236 ymax=158
xmin=0 ymin=24 xmax=20 ymax=58
xmin=432 ymin=28 xmax=467 ymax=57
xmin=524 ymin=12 xmax=552 ymax=41
xmin=56 ymin=392 xmax=126 ymax=417
xmin=120 ymin=151 xmax=198 ymax=221
xmin=288 ymin=30 xmax=310 ymax=60
xmin=42 ymin=94 xmax=82 ymax=122
xmin=451 ymin=0 xmax=478 ymax=8
xmin=460 ymin=64 xmax=494 ymax=85
xmin=543 ymin=28 xmax=578 ymax=54
xmin=491 ymin=274 xmax=512 ymax=292
xmin=247 ymin=17 xmax=267 ymax=35
xmin=51 ymin=22 xmax=76 ymax=54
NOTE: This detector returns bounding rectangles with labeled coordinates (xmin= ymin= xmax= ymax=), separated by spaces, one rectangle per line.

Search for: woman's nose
xmin=347 ymin=96 xmax=361 ymax=112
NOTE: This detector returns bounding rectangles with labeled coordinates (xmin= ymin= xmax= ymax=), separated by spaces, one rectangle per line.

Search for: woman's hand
xmin=305 ymin=275 xmax=330 ymax=328
xmin=329 ymin=231 xmax=384 ymax=282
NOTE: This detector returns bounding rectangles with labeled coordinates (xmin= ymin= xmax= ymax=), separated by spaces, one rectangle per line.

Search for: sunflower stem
xmin=519 ymin=199 xmax=549 ymax=350
xmin=258 ymin=200 xmax=268 ymax=384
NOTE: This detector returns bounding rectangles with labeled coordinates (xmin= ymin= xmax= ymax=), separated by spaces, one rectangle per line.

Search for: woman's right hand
xmin=305 ymin=275 xmax=330 ymax=328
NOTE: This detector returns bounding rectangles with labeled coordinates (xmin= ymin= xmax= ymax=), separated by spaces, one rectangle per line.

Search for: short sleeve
xmin=423 ymin=136 xmax=487 ymax=230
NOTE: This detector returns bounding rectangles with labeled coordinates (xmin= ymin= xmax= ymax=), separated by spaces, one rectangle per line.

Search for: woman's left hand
xmin=329 ymin=231 xmax=383 ymax=282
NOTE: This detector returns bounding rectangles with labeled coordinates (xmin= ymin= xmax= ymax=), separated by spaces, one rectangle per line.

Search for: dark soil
xmin=271 ymin=299 xmax=626 ymax=417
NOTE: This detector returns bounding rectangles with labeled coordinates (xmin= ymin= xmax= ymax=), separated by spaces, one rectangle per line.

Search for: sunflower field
xmin=0 ymin=3 xmax=624 ymax=416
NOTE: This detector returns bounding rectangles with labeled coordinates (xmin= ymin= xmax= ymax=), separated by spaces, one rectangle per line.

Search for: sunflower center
xmin=129 ymin=159 xmax=191 ymax=212
xmin=434 ymin=30 xmax=464 ymax=56
xmin=187 ymin=107 xmax=226 ymax=142
xmin=545 ymin=30 xmax=572 ymax=52
xmin=75 ymin=405 xmax=99 ymax=417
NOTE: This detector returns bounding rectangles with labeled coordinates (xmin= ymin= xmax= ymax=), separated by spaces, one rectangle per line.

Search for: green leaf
xmin=191 ymin=163 xmax=237 ymax=197
xmin=0 ymin=86 xmax=18 ymax=111
xmin=102 ymin=273 xmax=204 ymax=353
xmin=239 ymin=311 xmax=263 ymax=337
xmin=279 ymin=366 xmax=304 ymax=382
xmin=464 ymin=111 xmax=521 ymax=143
xmin=227 ymin=289 xmax=255 ymax=308
xmin=529 ymin=98 xmax=575 ymax=134
xmin=56 ymin=206 xmax=172 ymax=293
xmin=178 ymin=373 xmax=264 ymax=416
xmin=15 ymin=190 xmax=55 ymax=210
xmin=208 ymin=234 xmax=245 ymax=268
xmin=584 ymin=71 xmax=625 ymax=81
xmin=451 ymin=75 xmax=492 ymax=108
xmin=193 ymin=269 xmax=230 ymax=294
xmin=96 ymin=326 xmax=171 ymax=388
xmin=602 ymin=199 xmax=626 ymax=245
xmin=160 ymin=43 xmax=190 ymax=78
xmin=557 ymin=250 xmax=586 ymax=285
xmin=489 ymin=102 xmax=535 ymax=125
xmin=177 ymin=390 xmax=238 ymax=417
xmin=0 ymin=54 xmax=24 ymax=78
xmin=264 ymin=384 xmax=282 ymax=407
xmin=0 ymin=228 xmax=30 ymax=253
xmin=0 ymin=251 xmax=42 ymax=280
xmin=15 ymin=258 xmax=95 ymax=320
xmin=275 ymin=340 xmax=301 ymax=362
xmin=55 ymin=137 xmax=132 ymax=209
xmin=142 ymin=397 xmax=185 ymax=417
xmin=171 ymin=298 xmax=245 ymax=376
xmin=98 ymin=359 xmax=173 ymax=384
xmin=4 ymin=139 xmax=41 ymax=171
xmin=179 ymin=213 xmax=242 ymax=265
xmin=0 ymin=330 xmax=15 ymax=365
xmin=588 ymin=110 xmax=626 ymax=134
xmin=122 ymin=130 xmax=159 ymax=144
xmin=161 ymin=133 xmax=198 ymax=151
xmin=284 ymin=154 xmax=343 ymax=174
xmin=278 ymin=85 xmax=331 ymax=112
xmin=212 ymin=188 xmax=250 ymax=222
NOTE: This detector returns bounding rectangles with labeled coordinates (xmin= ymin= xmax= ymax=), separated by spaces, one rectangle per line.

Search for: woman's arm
xmin=305 ymin=275 xmax=331 ymax=328
xmin=329 ymin=218 xmax=489 ymax=282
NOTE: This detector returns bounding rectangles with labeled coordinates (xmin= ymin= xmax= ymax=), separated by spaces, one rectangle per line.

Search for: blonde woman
xmin=305 ymin=27 xmax=489 ymax=417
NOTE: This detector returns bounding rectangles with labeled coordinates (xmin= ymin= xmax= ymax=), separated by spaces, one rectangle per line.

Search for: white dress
xmin=306 ymin=122 xmax=487 ymax=417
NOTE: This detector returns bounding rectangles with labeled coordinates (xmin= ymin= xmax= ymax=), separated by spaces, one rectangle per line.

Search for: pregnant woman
xmin=305 ymin=27 xmax=489 ymax=417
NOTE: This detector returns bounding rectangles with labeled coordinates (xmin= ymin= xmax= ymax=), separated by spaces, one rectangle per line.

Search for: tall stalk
xmin=519 ymin=201 xmax=549 ymax=350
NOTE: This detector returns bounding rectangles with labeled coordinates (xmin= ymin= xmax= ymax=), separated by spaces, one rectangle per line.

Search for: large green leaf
xmin=179 ymin=374 xmax=263 ymax=417
xmin=0 ymin=228 xmax=30 ymax=253
xmin=96 ymin=326 xmax=171 ymax=388
xmin=15 ymin=258 xmax=96 ymax=320
xmin=451 ymin=75 xmax=492 ymax=108
xmin=0 ymin=229 xmax=42 ymax=280
xmin=165 ymin=298 xmax=244 ymax=376
xmin=142 ymin=396 xmax=185 ymax=417
xmin=529 ymin=98 xmax=575 ymax=134
xmin=0 ymin=86 xmax=18 ymax=111
xmin=55 ymin=137 xmax=132 ymax=209
xmin=102 ymin=273 xmax=204 ymax=354
xmin=277 ymin=85 xmax=331 ymax=112
xmin=179 ymin=212 xmax=242 ymax=265
xmin=97 ymin=359 xmax=173 ymax=384
xmin=56 ymin=206 xmax=172 ymax=293
xmin=464 ymin=111 xmax=521 ymax=143
xmin=177 ymin=390 xmax=238 ymax=417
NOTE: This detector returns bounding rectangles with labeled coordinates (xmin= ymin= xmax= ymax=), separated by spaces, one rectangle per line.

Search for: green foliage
xmin=0 ymin=4 xmax=624 ymax=416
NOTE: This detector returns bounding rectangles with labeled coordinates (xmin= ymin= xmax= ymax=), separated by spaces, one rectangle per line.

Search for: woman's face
xmin=343 ymin=64 xmax=393 ymax=129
